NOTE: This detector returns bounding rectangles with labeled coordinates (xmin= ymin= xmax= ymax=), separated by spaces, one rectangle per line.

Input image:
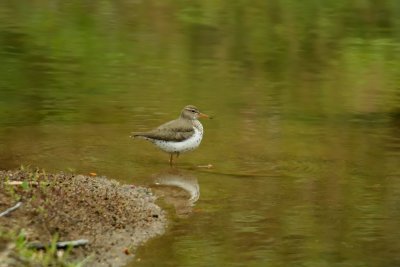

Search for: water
xmin=1 ymin=1 xmax=400 ymax=266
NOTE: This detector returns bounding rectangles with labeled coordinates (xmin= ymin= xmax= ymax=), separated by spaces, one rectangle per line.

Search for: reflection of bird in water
xmin=131 ymin=105 xmax=210 ymax=166
xmin=150 ymin=169 xmax=200 ymax=217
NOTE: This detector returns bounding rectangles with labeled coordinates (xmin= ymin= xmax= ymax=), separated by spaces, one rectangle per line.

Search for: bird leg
xmin=169 ymin=153 xmax=180 ymax=166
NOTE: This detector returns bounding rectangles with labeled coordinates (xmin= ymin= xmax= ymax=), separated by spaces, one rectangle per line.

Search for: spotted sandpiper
xmin=131 ymin=105 xmax=210 ymax=166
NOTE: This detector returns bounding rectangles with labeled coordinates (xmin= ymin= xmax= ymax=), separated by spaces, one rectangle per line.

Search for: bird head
xmin=181 ymin=105 xmax=210 ymax=120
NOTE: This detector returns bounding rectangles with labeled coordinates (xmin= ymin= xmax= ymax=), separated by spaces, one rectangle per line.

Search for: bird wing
xmin=132 ymin=119 xmax=194 ymax=142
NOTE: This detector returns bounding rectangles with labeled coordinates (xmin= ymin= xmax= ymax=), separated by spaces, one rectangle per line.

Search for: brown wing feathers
xmin=131 ymin=118 xmax=194 ymax=142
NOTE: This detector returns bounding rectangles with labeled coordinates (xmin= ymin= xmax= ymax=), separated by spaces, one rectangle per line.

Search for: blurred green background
xmin=1 ymin=1 xmax=400 ymax=266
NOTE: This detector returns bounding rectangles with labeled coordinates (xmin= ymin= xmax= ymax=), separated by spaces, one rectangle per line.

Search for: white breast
xmin=153 ymin=120 xmax=204 ymax=154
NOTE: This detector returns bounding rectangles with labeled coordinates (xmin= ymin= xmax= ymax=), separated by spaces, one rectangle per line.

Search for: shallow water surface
xmin=1 ymin=1 xmax=400 ymax=267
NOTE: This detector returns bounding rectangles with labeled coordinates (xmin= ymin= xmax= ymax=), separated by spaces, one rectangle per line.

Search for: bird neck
xmin=192 ymin=120 xmax=203 ymax=132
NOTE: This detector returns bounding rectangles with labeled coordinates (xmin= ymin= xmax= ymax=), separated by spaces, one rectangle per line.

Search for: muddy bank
xmin=0 ymin=169 xmax=167 ymax=266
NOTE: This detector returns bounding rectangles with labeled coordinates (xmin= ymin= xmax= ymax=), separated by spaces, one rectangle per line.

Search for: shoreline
xmin=0 ymin=169 xmax=167 ymax=266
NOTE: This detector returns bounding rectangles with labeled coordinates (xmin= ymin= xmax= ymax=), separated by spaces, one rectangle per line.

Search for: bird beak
xmin=198 ymin=112 xmax=210 ymax=119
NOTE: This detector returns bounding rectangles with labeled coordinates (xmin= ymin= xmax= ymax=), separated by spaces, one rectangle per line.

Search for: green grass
xmin=0 ymin=167 xmax=88 ymax=266
xmin=0 ymin=229 xmax=87 ymax=267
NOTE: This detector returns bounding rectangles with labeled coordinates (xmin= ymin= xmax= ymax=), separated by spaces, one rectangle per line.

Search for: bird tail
xmin=130 ymin=132 xmax=147 ymax=139
xmin=130 ymin=132 xmax=139 ymax=139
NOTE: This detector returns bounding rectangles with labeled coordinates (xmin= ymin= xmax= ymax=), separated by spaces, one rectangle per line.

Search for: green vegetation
xmin=0 ymin=229 xmax=84 ymax=267
xmin=0 ymin=0 xmax=399 ymax=126
xmin=0 ymin=168 xmax=84 ymax=267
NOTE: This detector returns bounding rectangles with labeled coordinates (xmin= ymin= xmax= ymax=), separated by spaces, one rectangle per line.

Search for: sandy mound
xmin=0 ymin=169 xmax=166 ymax=266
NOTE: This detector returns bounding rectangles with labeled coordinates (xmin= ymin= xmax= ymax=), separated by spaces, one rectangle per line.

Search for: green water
xmin=1 ymin=1 xmax=400 ymax=266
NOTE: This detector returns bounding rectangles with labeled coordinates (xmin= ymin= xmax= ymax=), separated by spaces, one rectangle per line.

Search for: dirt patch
xmin=0 ymin=169 xmax=167 ymax=266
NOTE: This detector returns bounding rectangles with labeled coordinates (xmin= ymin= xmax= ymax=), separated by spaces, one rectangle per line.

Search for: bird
xmin=131 ymin=105 xmax=210 ymax=166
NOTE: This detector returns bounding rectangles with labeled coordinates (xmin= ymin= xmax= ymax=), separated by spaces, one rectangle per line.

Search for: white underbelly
xmin=152 ymin=128 xmax=203 ymax=153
